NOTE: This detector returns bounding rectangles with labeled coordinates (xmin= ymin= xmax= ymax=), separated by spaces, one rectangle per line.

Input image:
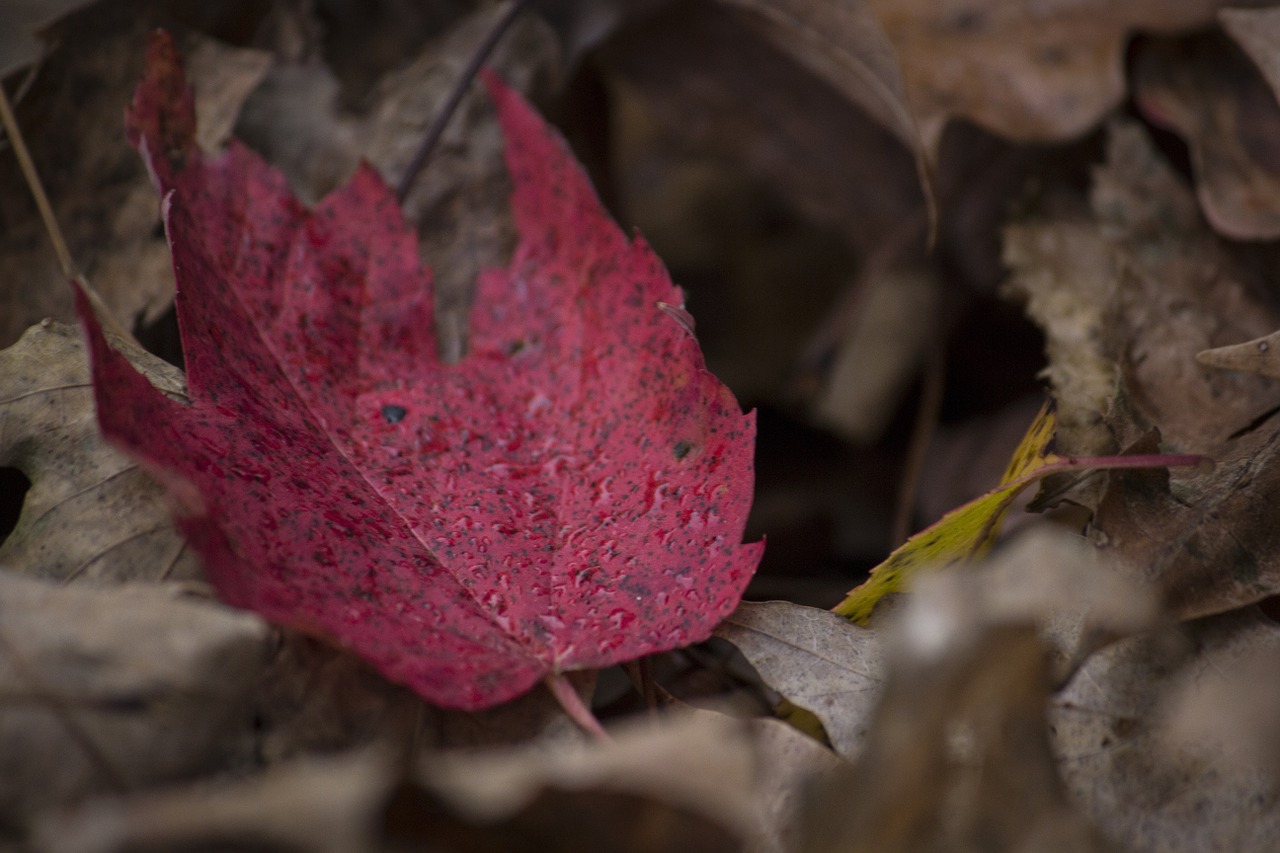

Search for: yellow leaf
xmin=833 ymin=401 xmax=1205 ymax=624
xmin=833 ymin=402 xmax=1060 ymax=624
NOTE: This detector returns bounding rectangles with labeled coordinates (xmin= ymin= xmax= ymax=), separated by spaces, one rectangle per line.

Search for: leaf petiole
xmin=544 ymin=672 xmax=611 ymax=742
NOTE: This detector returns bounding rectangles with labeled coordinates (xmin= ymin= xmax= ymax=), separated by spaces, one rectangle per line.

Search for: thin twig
xmin=1 ymin=79 xmax=136 ymax=343
xmin=395 ymin=0 xmax=535 ymax=203
xmin=544 ymin=672 xmax=611 ymax=741
xmin=0 ymin=82 xmax=76 ymax=279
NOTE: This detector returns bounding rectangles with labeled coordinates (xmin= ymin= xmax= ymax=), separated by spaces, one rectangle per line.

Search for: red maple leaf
xmin=77 ymin=31 xmax=763 ymax=710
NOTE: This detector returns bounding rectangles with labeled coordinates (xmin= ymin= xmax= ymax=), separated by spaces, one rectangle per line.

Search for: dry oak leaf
xmin=79 ymin=32 xmax=762 ymax=711
xmin=1133 ymin=30 xmax=1280 ymax=240
xmin=0 ymin=320 xmax=201 ymax=583
xmin=715 ymin=600 xmax=885 ymax=760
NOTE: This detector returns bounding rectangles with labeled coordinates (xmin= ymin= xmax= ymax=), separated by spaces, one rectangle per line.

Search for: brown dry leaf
xmin=1091 ymin=427 xmax=1280 ymax=622
xmin=867 ymin=0 xmax=1230 ymax=157
xmin=421 ymin=709 xmax=829 ymax=852
xmin=33 ymin=712 xmax=834 ymax=853
xmin=1003 ymin=216 xmax=1119 ymax=456
xmin=0 ymin=0 xmax=92 ymax=75
xmin=0 ymin=321 xmax=201 ymax=583
xmin=1052 ymin=607 xmax=1280 ymax=851
xmin=36 ymin=748 xmax=395 ymax=853
xmin=0 ymin=7 xmax=270 ymax=348
xmin=715 ymin=601 xmax=886 ymax=760
xmin=1165 ymin=630 xmax=1280 ymax=780
xmin=0 ymin=571 xmax=268 ymax=819
xmin=712 ymin=0 xmax=934 ymax=217
xmin=801 ymin=529 xmax=1127 ymax=853
xmin=751 ymin=717 xmax=844 ymax=853
xmin=1008 ymin=121 xmax=1280 ymax=455
xmin=1092 ymin=122 xmax=1280 ymax=450
xmin=1133 ymin=31 xmax=1280 ymax=240
xmin=603 ymin=1 xmax=921 ymax=254
xmin=1221 ymin=6 xmax=1280 ymax=95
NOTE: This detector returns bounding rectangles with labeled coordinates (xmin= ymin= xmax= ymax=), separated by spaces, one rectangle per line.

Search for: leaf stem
xmin=0 ymin=81 xmax=76 ymax=279
xmin=544 ymin=672 xmax=611 ymax=742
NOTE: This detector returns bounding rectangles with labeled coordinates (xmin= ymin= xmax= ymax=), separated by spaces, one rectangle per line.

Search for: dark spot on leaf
xmin=382 ymin=404 xmax=408 ymax=424
xmin=673 ymin=440 xmax=693 ymax=460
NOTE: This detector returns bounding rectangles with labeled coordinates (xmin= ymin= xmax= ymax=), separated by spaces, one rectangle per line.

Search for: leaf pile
xmin=7 ymin=2 xmax=1280 ymax=852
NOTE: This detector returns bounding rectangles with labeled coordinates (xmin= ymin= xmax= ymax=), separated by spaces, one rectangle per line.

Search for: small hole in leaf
xmin=673 ymin=440 xmax=693 ymax=460
xmin=507 ymin=339 xmax=526 ymax=356
xmin=0 ymin=467 xmax=32 ymax=546
xmin=382 ymin=404 xmax=408 ymax=424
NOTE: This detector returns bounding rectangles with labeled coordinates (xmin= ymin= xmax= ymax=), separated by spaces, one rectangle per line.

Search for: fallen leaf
xmin=602 ymin=2 xmax=922 ymax=254
xmin=80 ymin=32 xmax=762 ymax=711
xmin=0 ymin=320 xmax=201 ymax=583
xmin=0 ymin=570 xmax=268 ymax=818
xmin=1052 ymin=607 xmax=1280 ymax=851
xmin=0 ymin=0 xmax=92 ymax=75
xmin=1091 ymin=427 xmax=1280 ymax=622
xmin=1165 ymin=637 xmax=1280 ymax=780
xmin=1090 ymin=121 xmax=1280 ymax=451
xmin=713 ymin=0 xmax=935 ymax=220
xmin=359 ymin=6 xmax=560 ymax=363
xmin=1133 ymin=31 xmax=1280 ymax=240
xmin=0 ymin=10 xmax=269 ymax=349
xmin=751 ymin=717 xmax=844 ymax=853
xmin=805 ymin=532 xmax=1125 ymax=853
xmin=832 ymin=403 xmax=1198 ymax=624
xmin=715 ymin=601 xmax=885 ymax=760
xmin=867 ymin=0 xmax=1229 ymax=157
xmin=1221 ymin=6 xmax=1280 ymax=96
xmin=35 ymin=748 xmax=397 ymax=853
xmin=1002 ymin=217 xmax=1121 ymax=457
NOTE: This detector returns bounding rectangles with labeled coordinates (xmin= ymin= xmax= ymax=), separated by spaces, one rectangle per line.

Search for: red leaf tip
xmin=125 ymin=29 xmax=197 ymax=181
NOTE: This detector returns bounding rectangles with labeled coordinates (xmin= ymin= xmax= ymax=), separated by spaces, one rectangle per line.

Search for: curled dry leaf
xmin=1133 ymin=31 xmax=1280 ymax=240
xmin=36 ymin=748 xmax=396 ymax=853
xmin=1053 ymin=607 xmax=1280 ymax=851
xmin=0 ymin=320 xmax=201 ymax=583
xmin=1221 ymin=6 xmax=1280 ymax=96
xmin=81 ymin=32 xmax=761 ymax=711
xmin=715 ymin=601 xmax=885 ymax=760
xmin=0 ymin=571 xmax=268 ymax=819
xmin=867 ymin=0 xmax=1229 ymax=156
xmin=603 ymin=2 xmax=921 ymax=254
xmin=713 ymin=0 xmax=936 ymax=220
